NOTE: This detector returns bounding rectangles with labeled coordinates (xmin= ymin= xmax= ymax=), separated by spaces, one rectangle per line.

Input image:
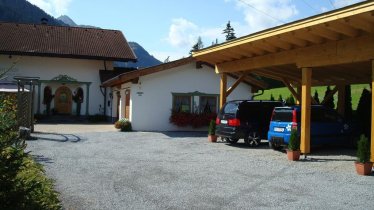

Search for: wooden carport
xmin=192 ymin=1 xmax=374 ymax=159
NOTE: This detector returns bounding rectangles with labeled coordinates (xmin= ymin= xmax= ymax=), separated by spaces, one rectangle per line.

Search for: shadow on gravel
xmin=297 ymin=146 xmax=356 ymax=162
xmin=31 ymin=154 xmax=54 ymax=164
xmin=30 ymin=132 xmax=82 ymax=143
xmin=161 ymin=131 xmax=207 ymax=138
xmin=224 ymin=141 xmax=270 ymax=149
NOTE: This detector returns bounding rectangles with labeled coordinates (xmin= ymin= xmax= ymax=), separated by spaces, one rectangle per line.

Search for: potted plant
xmin=114 ymin=118 xmax=132 ymax=132
xmin=355 ymin=134 xmax=373 ymax=175
xmin=287 ymin=129 xmax=300 ymax=161
xmin=208 ymin=119 xmax=217 ymax=142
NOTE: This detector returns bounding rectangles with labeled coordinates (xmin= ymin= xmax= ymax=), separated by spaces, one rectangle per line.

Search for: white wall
xmin=124 ymin=62 xmax=252 ymax=131
xmin=0 ymin=55 xmax=113 ymax=116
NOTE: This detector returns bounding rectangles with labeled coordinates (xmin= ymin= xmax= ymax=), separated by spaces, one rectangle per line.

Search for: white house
xmin=102 ymin=57 xmax=267 ymax=131
xmin=0 ymin=22 xmax=136 ymax=118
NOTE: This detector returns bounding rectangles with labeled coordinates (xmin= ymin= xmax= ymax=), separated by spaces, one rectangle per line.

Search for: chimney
xmin=41 ymin=18 xmax=48 ymax=25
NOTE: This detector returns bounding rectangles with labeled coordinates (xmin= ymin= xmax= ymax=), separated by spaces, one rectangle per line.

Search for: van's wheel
xmin=224 ymin=137 xmax=239 ymax=144
xmin=245 ymin=132 xmax=261 ymax=147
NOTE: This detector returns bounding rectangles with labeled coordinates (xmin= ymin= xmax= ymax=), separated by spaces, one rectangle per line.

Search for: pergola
xmin=192 ymin=1 xmax=374 ymax=159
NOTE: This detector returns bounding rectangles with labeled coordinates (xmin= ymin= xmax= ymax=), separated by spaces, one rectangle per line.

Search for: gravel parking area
xmin=27 ymin=124 xmax=374 ymax=210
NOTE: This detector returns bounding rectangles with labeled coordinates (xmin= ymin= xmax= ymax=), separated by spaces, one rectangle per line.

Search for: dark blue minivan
xmin=268 ymin=105 xmax=355 ymax=150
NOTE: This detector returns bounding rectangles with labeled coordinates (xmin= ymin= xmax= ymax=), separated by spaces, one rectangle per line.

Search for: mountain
xmin=57 ymin=15 xmax=77 ymax=26
xmin=0 ymin=0 xmax=66 ymax=26
xmin=117 ymin=42 xmax=162 ymax=68
xmin=57 ymin=15 xmax=99 ymax=29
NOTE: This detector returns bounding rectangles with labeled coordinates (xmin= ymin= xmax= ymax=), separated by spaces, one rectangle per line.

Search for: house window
xmin=173 ymin=95 xmax=191 ymax=113
xmin=172 ymin=93 xmax=218 ymax=114
xmin=199 ymin=96 xmax=217 ymax=113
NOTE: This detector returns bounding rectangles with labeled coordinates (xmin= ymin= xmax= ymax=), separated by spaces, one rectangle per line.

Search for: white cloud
xmin=164 ymin=18 xmax=226 ymax=60
xmin=231 ymin=0 xmax=298 ymax=33
xmin=166 ymin=18 xmax=199 ymax=48
xmin=27 ymin=0 xmax=72 ymax=16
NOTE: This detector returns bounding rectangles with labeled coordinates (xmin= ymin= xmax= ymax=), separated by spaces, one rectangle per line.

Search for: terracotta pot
xmin=287 ymin=149 xmax=300 ymax=161
xmin=354 ymin=161 xmax=373 ymax=176
xmin=208 ymin=135 xmax=217 ymax=142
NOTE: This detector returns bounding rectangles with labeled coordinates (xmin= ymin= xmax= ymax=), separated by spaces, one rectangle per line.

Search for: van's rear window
xmin=223 ymin=103 xmax=238 ymax=114
xmin=272 ymin=109 xmax=293 ymax=122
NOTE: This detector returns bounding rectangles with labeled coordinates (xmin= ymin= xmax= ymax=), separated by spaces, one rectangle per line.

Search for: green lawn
xmin=255 ymin=84 xmax=370 ymax=110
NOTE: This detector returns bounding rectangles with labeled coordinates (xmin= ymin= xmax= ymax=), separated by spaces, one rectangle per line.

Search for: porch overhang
xmin=192 ymin=1 xmax=374 ymax=159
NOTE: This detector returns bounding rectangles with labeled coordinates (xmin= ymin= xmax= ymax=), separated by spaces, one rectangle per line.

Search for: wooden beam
xmin=293 ymin=30 xmax=324 ymax=44
xmin=371 ymin=60 xmax=374 ymax=162
xmin=343 ymin=17 xmax=374 ymax=33
xmin=301 ymin=67 xmax=312 ymax=154
xmin=282 ymin=79 xmax=301 ymax=102
xmin=296 ymin=86 xmax=301 ymax=104
xmin=215 ymin=35 xmax=374 ymax=73
xmin=321 ymin=86 xmax=338 ymax=105
xmin=337 ymin=85 xmax=346 ymax=116
xmin=226 ymin=74 xmax=245 ymax=96
xmin=220 ymin=73 xmax=227 ymax=109
xmin=308 ymin=26 xmax=341 ymax=41
xmin=324 ymin=22 xmax=359 ymax=37
xmin=278 ymin=34 xmax=308 ymax=47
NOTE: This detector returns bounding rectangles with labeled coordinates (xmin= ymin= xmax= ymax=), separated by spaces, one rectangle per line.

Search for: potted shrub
xmin=114 ymin=118 xmax=132 ymax=132
xmin=287 ymin=129 xmax=300 ymax=161
xmin=355 ymin=134 xmax=373 ymax=175
xmin=208 ymin=119 xmax=217 ymax=142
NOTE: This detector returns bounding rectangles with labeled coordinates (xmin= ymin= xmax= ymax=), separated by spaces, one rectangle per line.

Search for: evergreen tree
xmin=270 ymin=94 xmax=274 ymax=101
xmin=190 ymin=36 xmax=204 ymax=54
xmin=222 ymin=21 xmax=236 ymax=41
xmin=356 ymin=88 xmax=371 ymax=137
xmin=313 ymin=90 xmax=320 ymax=104
xmin=286 ymin=95 xmax=295 ymax=106
xmin=344 ymin=85 xmax=353 ymax=120
xmin=278 ymin=94 xmax=283 ymax=102
xmin=323 ymin=86 xmax=335 ymax=109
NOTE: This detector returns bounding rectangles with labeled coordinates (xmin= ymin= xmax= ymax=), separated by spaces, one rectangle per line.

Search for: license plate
xmin=274 ymin=127 xmax=284 ymax=132
xmin=221 ymin=120 xmax=228 ymax=124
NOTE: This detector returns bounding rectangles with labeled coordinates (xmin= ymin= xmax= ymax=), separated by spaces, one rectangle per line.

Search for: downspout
xmin=102 ymin=60 xmax=108 ymax=117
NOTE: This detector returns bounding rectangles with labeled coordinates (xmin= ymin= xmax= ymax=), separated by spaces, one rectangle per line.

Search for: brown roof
xmin=101 ymin=57 xmax=267 ymax=90
xmin=102 ymin=57 xmax=195 ymax=87
xmin=0 ymin=22 xmax=137 ymax=62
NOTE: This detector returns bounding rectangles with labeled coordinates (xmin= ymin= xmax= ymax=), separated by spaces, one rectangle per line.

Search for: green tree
xmin=278 ymin=94 xmax=283 ymax=102
xmin=222 ymin=21 xmax=236 ymax=41
xmin=270 ymin=94 xmax=274 ymax=101
xmin=286 ymin=95 xmax=295 ymax=105
xmin=313 ymin=90 xmax=320 ymax=104
xmin=323 ymin=86 xmax=335 ymax=109
xmin=356 ymin=88 xmax=371 ymax=137
xmin=344 ymin=85 xmax=353 ymax=120
xmin=190 ymin=36 xmax=204 ymax=54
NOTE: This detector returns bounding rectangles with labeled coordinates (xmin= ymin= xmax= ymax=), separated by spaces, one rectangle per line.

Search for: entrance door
xmin=125 ymin=89 xmax=130 ymax=118
xmin=55 ymin=86 xmax=72 ymax=114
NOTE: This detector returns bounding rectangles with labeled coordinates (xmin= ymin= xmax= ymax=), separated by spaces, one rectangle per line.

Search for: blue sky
xmin=27 ymin=0 xmax=364 ymax=62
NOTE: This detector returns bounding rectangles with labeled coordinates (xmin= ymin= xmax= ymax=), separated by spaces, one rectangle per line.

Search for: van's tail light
xmin=228 ymin=118 xmax=241 ymax=127
xmin=216 ymin=117 xmax=220 ymax=125
xmin=292 ymin=109 xmax=298 ymax=131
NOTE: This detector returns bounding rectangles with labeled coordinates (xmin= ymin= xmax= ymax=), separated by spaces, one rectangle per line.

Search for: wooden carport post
xmin=371 ymin=60 xmax=374 ymax=162
xmin=220 ymin=73 xmax=227 ymax=109
xmin=301 ymin=68 xmax=312 ymax=154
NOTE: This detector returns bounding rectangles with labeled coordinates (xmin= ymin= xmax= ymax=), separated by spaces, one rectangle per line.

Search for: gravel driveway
xmin=27 ymin=124 xmax=374 ymax=210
